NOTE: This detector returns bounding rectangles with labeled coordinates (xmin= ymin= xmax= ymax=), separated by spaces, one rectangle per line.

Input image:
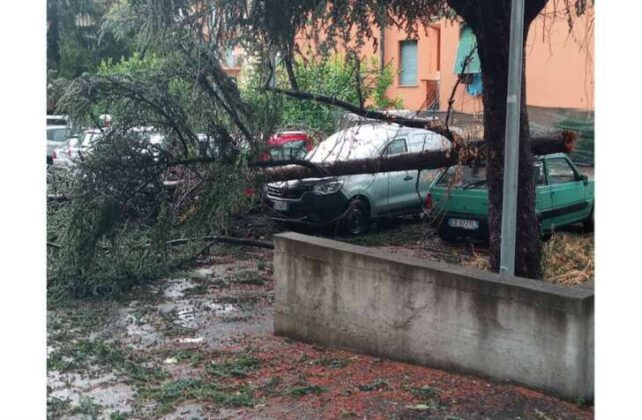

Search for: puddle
xmin=162 ymin=302 xmax=238 ymax=329
xmin=194 ymin=267 xmax=213 ymax=278
xmin=48 ymin=371 xmax=135 ymax=417
xmin=163 ymin=278 xmax=196 ymax=299
xmin=205 ymin=302 xmax=236 ymax=314
xmin=118 ymin=309 xmax=165 ymax=350
xmin=177 ymin=337 xmax=204 ymax=344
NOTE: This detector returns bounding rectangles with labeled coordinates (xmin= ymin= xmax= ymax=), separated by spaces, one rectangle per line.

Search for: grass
xmin=183 ymin=284 xmax=208 ymax=295
xmin=542 ymin=232 xmax=594 ymax=285
xmin=143 ymin=378 xmax=254 ymax=414
xmin=404 ymin=384 xmax=441 ymax=400
xmin=287 ymin=384 xmax=327 ymax=396
xmin=260 ymin=376 xmax=283 ymax=395
xmin=171 ymin=349 xmax=205 ymax=367
xmin=47 ymin=396 xmax=72 ymax=419
xmin=315 ymin=358 xmax=349 ymax=369
xmin=232 ymin=271 xmax=266 ymax=286
xmin=207 ymin=354 xmax=260 ymax=378
xmin=76 ymin=396 xmax=103 ymax=420
xmin=358 ymin=379 xmax=389 ymax=391
xmin=48 ymin=339 xmax=167 ymax=383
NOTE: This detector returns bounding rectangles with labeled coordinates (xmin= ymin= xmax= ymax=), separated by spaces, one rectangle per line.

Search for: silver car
xmin=264 ymin=123 xmax=451 ymax=234
xmin=47 ymin=125 xmax=72 ymax=164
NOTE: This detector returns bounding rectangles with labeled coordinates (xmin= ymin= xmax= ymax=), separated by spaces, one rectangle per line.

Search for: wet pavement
xmin=47 ymin=245 xmax=592 ymax=419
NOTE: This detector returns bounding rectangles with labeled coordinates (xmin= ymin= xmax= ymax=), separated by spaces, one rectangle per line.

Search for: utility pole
xmin=499 ymin=0 xmax=526 ymax=276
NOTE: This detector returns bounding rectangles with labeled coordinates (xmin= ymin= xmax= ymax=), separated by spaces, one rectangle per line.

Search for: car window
xmin=436 ymin=165 xmax=487 ymax=188
xmin=435 ymin=162 xmax=545 ymax=189
xmin=385 ymin=138 xmax=407 ymax=155
xmin=269 ymin=141 xmax=307 ymax=160
xmin=47 ymin=128 xmax=69 ymax=142
xmin=547 ymin=158 xmax=577 ymax=184
xmin=534 ymin=161 xmax=546 ymax=186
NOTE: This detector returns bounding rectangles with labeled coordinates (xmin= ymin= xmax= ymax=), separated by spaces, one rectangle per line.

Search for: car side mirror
xmin=579 ymin=174 xmax=588 ymax=184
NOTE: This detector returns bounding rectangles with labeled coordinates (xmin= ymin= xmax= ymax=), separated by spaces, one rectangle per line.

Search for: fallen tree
xmin=253 ymin=131 xmax=576 ymax=182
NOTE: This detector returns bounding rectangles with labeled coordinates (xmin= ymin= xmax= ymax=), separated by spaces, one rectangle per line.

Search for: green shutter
xmin=454 ymin=26 xmax=481 ymax=74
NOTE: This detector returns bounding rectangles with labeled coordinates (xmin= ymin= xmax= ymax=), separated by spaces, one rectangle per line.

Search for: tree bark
xmin=254 ymin=133 xmax=574 ymax=182
xmin=447 ymin=0 xmax=548 ymax=278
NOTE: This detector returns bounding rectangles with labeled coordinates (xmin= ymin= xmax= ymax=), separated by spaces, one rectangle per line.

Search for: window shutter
xmin=454 ymin=26 xmax=481 ymax=74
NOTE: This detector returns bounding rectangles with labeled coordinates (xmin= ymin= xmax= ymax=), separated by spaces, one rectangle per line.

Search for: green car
xmin=427 ymin=153 xmax=594 ymax=240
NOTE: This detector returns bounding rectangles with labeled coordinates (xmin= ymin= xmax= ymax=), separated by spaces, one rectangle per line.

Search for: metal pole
xmin=499 ymin=0 xmax=526 ymax=276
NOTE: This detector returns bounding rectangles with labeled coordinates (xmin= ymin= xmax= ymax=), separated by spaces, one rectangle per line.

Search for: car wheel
xmin=343 ymin=197 xmax=370 ymax=235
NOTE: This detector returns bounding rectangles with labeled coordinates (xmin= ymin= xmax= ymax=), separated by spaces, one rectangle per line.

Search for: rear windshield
xmin=47 ymin=128 xmax=69 ymax=142
xmin=269 ymin=140 xmax=308 ymax=160
xmin=436 ymin=165 xmax=487 ymax=189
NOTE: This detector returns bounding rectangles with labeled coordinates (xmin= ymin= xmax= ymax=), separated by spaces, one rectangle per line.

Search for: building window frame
xmin=399 ymin=40 xmax=418 ymax=87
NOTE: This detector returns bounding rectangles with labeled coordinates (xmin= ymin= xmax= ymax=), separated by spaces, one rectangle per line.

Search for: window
xmin=454 ymin=26 xmax=483 ymax=96
xmin=47 ymin=128 xmax=69 ymax=142
xmin=269 ymin=141 xmax=308 ymax=160
xmin=547 ymin=158 xmax=577 ymax=184
xmin=534 ymin=161 xmax=546 ymax=185
xmin=436 ymin=165 xmax=487 ymax=189
xmin=385 ymin=138 xmax=408 ymax=156
xmin=399 ymin=41 xmax=418 ymax=86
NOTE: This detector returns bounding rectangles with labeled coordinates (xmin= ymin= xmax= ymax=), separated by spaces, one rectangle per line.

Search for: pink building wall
xmin=380 ymin=5 xmax=594 ymax=113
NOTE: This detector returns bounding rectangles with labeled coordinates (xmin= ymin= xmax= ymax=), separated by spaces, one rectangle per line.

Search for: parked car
xmin=47 ymin=125 xmax=72 ymax=164
xmin=427 ymin=153 xmax=594 ymax=241
xmin=52 ymin=129 xmax=104 ymax=168
xmin=264 ymin=123 xmax=451 ymax=234
xmin=261 ymin=130 xmax=314 ymax=161
xmin=47 ymin=115 xmax=69 ymax=126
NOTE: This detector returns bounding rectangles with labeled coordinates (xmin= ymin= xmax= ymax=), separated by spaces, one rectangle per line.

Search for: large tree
xmin=238 ymin=0 xmax=591 ymax=278
xmin=56 ymin=0 xmax=591 ymax=293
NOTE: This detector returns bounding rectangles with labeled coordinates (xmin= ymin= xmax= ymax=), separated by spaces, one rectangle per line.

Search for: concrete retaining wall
xmin=273 ymin=232 xmax=593 ymax=400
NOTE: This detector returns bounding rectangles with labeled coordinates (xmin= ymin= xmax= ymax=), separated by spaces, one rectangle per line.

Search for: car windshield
xmin=436 ymin=165 xmax=488 ymax=189
xmin=307 ymin=135 xmax=379 ymax=163
xmin=47 ymin=127 xmax=69 ymax=142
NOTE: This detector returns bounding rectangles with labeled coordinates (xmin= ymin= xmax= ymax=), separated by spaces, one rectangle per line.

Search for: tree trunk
xmin=254 ymin=133 xmax=574 ymax=182
xmin=448 ymin=0 xmax=547 ymax=278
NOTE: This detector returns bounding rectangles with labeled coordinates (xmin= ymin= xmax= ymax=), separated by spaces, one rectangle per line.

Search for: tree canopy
xmin=48 ymin=0 xmax=593 ymax=298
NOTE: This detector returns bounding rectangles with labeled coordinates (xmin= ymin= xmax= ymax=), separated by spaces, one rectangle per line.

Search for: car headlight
xmin=313 ymin=180 xmax=344 ymax=195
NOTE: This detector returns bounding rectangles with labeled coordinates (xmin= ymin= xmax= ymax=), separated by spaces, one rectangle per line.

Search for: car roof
xmin=47 ymin=125 xmax=68 ymax=130
xmin=540 ymin=152 xmax=568 ymax=159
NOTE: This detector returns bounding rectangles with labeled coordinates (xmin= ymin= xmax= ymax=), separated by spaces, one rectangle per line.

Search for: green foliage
xmin=47 ymin=0 xmax=133 ymax=79
xmin=144 ymin=378 xmax=255 ymax=414
xmin=287 ymin=384 xmax=327 ymax=396
xmin=207 ymin=355 xmax=261 ymax=378
xmin=358 ymin=378 xmax=389 ymax=391
xmin=241 ymin=55 xmax=402 ymax=137
xmin=47 ymin=129 xmax=253 ymax=299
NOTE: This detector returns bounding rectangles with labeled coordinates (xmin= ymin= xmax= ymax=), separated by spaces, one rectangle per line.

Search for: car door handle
xmin=403 ymin=175 xmax=414 ymax=181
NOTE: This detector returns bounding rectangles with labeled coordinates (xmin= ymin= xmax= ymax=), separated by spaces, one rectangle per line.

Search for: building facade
xmin=366 ymin=4 xmax=594 ymax=115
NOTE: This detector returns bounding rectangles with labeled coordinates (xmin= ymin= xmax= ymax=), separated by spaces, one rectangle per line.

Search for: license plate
xmin=448 ymin=218 xmax=479 ymax=230
xmin=273 ymin=200 xmax=289 ymax=211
